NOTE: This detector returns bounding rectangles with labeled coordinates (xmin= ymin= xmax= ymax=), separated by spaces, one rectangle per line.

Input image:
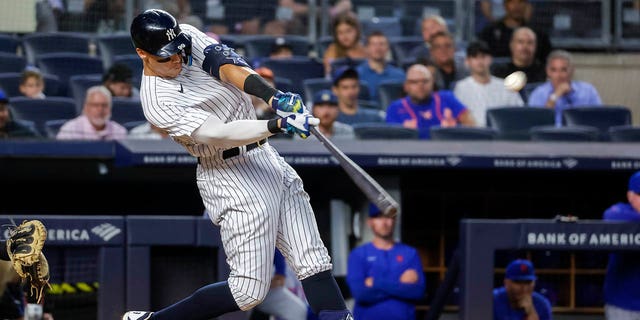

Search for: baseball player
xmin=123 ymin=9 xmax=353 ymax=320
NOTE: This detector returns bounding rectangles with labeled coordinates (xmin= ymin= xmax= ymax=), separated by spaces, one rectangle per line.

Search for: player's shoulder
xmin=532 ymin=291 xmax=552 ymax=309
xmin=394 ymin=242 xmax=420 ymax=255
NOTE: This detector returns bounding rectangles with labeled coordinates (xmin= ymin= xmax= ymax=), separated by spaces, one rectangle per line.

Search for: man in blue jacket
xmin=603 ymin=170 xmax=640 ymax=319
xmin=346 ymin=204 xmax=426 ymax=320
xmin=493 ymin=259 xmax=552 ymax=320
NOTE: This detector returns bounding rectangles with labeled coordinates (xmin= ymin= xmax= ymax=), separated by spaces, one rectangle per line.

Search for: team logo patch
xmin=396 ymin=255 xmax=404 ymax=263
xmin=166 ymin=29 xmax=177 ymax=41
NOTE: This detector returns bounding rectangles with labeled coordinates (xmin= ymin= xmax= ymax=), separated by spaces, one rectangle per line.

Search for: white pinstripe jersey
xmin=139 ymin=24 xmax=256 ymax=157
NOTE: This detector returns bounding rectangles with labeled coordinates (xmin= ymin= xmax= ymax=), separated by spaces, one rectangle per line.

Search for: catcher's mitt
xmin=6 ymin=220 xmax=50 ymax=303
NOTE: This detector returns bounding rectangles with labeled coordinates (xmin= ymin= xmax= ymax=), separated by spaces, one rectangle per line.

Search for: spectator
xmin=323 ymin=13 xmax=367 ymax=75
xmin=0 ymin=90 xmax=39 ymax=139
xmin=102 ymin=63 xmax=139 ymax=98
xmin=270 ymin=37 xmax=295 ymax=59
xmin=454 ymin=41 xmax=523 ymax=127
xmin=331 ymin=66 xmax=384 ymax=125
xmin=57 ymin=86 xmax=127 ymax=140
xmin=128 ymin=122 xmax=169 ymax=140
xmin=310 ymin=89 xmax=354 ymax=139
xmin=386 ymin=64 xmax=473 ymax=139
xmin=19 ymin=69 xmax=46 ymax=99
xmin=415 ymin=57 xmax=444 ymax=91
xmin=429 ymin=32 xmax=468 ymax=90
xmin=602 ymin=170 xmax=640 ymax=319
xmin=528 ymin=50 xmax=602 ymax=126
xmin=346 ymin=203 xmax=426 ymax=320
xmin=252 ymin=67 xmax=278 ymax=120
xmin=493 ymin=259 xmax=552 ymax=320
xmin=492 ymin=27 xmax=547 ymax=84
xmin=478 ymin=0 xmax=551 ymax=63
xmin=356 ymin=31 xmax=405 ymax=102
xmin=409 ymin=15 xmax=449 ymax=61
xmin=477 ymin=0 xmax=532 ymax=32
xmin=0 ymin=260 xmax=54 ymax=320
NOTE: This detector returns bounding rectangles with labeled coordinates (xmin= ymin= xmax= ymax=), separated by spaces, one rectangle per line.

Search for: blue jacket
xmin=493 ymin=287 xmax=552 ymax=320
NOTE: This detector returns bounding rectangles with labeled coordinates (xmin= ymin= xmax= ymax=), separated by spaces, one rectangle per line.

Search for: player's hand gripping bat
xmin=310 ymin=127 xmax=399 ymax=218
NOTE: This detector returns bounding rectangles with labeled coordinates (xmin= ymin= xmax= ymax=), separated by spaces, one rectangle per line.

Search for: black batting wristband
xmin=244 ymin=74 xmax=278 ymax=103
xmin=267 ymin=119 xmax=281 ymax=133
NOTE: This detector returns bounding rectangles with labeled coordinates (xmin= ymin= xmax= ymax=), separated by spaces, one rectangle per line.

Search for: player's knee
xmin=230 ymin=278 xmax=271 ymax=310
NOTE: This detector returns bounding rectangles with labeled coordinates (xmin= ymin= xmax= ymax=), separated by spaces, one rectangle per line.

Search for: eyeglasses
xmin=406 ymin=79 xmax=430 ymax=85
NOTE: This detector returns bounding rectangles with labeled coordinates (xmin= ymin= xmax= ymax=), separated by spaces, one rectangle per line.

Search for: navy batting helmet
xmin=130 ymin=9 xmax=192 ymax=59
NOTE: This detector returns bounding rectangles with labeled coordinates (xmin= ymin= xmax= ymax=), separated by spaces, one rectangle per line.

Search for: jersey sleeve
xmin=385 ymin=100 xmax=406 ymax=124
xmin=180 ymin=24 xmax=219 ymax=70
xmin=142 ymin=97 xmax=211 ymax=145
xmin=441 ymin=91 xmax=468 ymax=119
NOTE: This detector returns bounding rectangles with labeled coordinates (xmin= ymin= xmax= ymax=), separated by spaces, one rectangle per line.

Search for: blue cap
xmin=331 ymin=66 xmax=358 ymax=85
xmin=0 ymin=89 xmax=8 ymax=103
xmin=313 ymin=90 xmax=337 ymax=105
xmin=505 ymin=259 xmax=536 ymax=281
xmin=368 ymin=203 xmax=382 ymax=217
xmin=629 ymin=171 xmax=640 ymax=193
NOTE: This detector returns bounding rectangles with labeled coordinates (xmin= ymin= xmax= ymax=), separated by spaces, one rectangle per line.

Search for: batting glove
xmin=272 ymin=91 xmax=306 ymax=117
xmin=281 ymin=114 xmax=320 ymax=139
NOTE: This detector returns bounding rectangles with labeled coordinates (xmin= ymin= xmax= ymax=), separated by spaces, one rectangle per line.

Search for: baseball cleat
xmin=122 ymin=311 xmax=153 ymax=320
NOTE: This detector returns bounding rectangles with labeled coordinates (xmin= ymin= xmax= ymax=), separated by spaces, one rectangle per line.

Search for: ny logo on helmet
xmin=166 ymin=29 xmax=177 ymax=41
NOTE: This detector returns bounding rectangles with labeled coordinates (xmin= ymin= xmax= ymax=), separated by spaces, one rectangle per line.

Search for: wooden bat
xmin=310 ymin=127 xmax=399 ymax=218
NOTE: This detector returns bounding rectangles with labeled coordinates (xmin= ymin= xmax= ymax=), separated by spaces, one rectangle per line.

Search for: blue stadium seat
xmin=486 ymin=106 xmax=555 ymax=140
xmin=259 ymin=57 xmax=324 ymax=94
xmin=9 ymin=97 xmax=77 ymax=136
xmin=388 ymin=36 xmax=423 ymax=64
xmin=302 ymin=77 xmax=370 ymax=104
xmin=316 ymin=36 xmax=333 ymax=58
xmin=111 ymin=54 xmax=143 ymax=86
xmin=242 ymin=35 xmax=311 ymax=61
xmin=0 ymin=72 xmax=61 ymax=97
xmin=358 ymin=100 xmax=382 ymax=111
xmin=274 ymin=77 xmax=293 ymax=93
xmin=430 ymin=126 xmax=498 ymax=141
xmin=608 ymin=125 xmax=640 ymax=142
xmin=111 ymin=98 xmax=146 ymax=125
xmin=36 ymin=53 xmax=104 ymax=97
xmin=520 ymin=81 xmax=544 ymax=102
xmin=121 ymin=120 xmax=147 ymax=132
xmin=562 ymin=106 xmax=632 ymax=140
xmin=352 ymin=122 xmax=419 ymax=139
xmin=360 ymin=17 xmax=402 ymax=38
xmin=329 ymin=57 xmax=366 ymax=75
xmin=68 ymin=74 xmax=103 ymax=113
xmin=529 ymin=125 xmax=600 ymax=142
xmin=14 ymin=119 xmax=39 ymax=137
xmin=338 ymin=108 xmax=385 ymax=125
xmin=0 ymin=34 xmax=21 ymax=54
xmin=22 ymin=32 xmax=93 ymax=66
xmin=0 ymin=53 xmax=27 ymax=73
xmin=44 ymin=119 xmax=69 ymax=139
xmin=96 ymin=33 xmax=136 ymax=69
xmin=377 ymin=80 xmax=405 ymax=110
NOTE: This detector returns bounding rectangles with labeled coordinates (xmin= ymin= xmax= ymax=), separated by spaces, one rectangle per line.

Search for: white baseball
xmin=504 ymin=71 xmax=527 ymax=91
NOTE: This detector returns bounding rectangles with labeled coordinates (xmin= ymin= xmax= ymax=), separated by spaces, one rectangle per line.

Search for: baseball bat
xmin=310 ymin=126 xmax=399 ymax=218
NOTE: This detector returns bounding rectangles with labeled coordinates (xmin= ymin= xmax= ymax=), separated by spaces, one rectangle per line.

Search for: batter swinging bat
xmin=310 ymin=127 xmax=399 ymax=218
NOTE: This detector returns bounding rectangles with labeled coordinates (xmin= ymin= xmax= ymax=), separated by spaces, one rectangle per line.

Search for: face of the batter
xmin=136 ymin=48 xmax=183 ymax=78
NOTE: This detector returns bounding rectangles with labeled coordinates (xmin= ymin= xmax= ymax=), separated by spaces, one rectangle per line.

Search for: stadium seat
xmin=9 ymin=97 xmax=77 ymax=136
xmin=111 ymin=98 xmax=146 ymax=125
xmin=14 ymin=119 xmax=38 ymax=137
xmin=302 ymin=78 xmax=370 ymax=104
xmin=329 ymin=57 xmax=366 ymax=74
xmin=360 ymin=17 xmax=402 ymax=38
xmin=316 ymin=36 xmax=333 ymax=58
xmin=0 ymin=53 xmax=27 ymax=73
xmin=242 ymin=35 xmax=311 ymax=61
xmin=562 ymin=106 xmax=632 ymax=140
xmin=358 ymin=100 xmax=382 ymax=111
xmin=608 ymin=125 xmax=640 ymax=142
xmin=486 ymin=106 xmax=555 ymax=140
xmin=22 ymin=32 xmax=93 ymax=66
xmin=44 ymin=119 xmax=69 ymax=139
xmin=121 ymin=120 xmax=147 ymax=132
xmin=111 ymin=54 xmax=143 ymax=86
xmin=0 ymin=72 xmax=61 ymax=97
xmin=352 ymin=122 xmax=419 ymax=139
xmin=430 ymin=126 xmax=498 ymax=141
xmin=68 ymin=74 xmax=103 ymax=113
xmin=377 ymin=80 xmax=405 ymax=110
xmin=274 ymin=77 xmax=293 ymax=93
xmin=338 ymin=108 xmax=385 ymax=125
xmin=36 ymin=53 xmax=104 ymax=97
xmin=388 ymin=36 xmax=423 ymax=64
xmin=520 ymin=81 xmax=543 ymax=102
xmin=529 ymin=125 xmax=599 ymax=142
xmin=96 ymin=33 xmax=137 ymax=69
xmin=259 ymin=57 xmax=324 ymax=94
xmin=0 ymin=34 xmax=21 ymax=54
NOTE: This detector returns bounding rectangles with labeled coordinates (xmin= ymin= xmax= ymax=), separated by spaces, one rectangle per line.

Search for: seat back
xmin=608 ymin=125 xmax=640 ymax=142
xmin=22 ymin=32 xmax=93 ymax=65
xmin=36 ymin=53 xmax=104 ymax=96
xmin=360 ymin=17 xmax=402 ymax=38
xmin=486 ymin=106 xmax=555 ymax=140
xmin=242 ymin=35 xmax=311 ymax=61
xmin=96 ymin=33 xmax=136 ymax=69
xmin=430 ymin=126 xmax=497 ymax=141
xmin=562 ymin=106 xmax=632 ymax=140
xmin=111 ymin=98 xmax=146 ymax=125
xmin=0 ymin=53 xmax=27 ymax=73
xmin=352 ymin=122 xmax=419 ymax=139
xmin=377 ymin=80 xmax=405 ymax=110
xmin=44 ymin=119 xmax=69 ymax=139
xmin=0 ymin=72 xmax=61 ymax=97
xmin=259 ymin=57 xmax=324 ymax=94
xmin=9 ymin=97 xmax=77 ymax=136
xmin=112 ymin=54 xmax=144 ymax=87
xmin=529 ymin=125 xmax=599 ymax=142
xmin=69 ymin=74 xmax=103 ymax=113
xmin=388 ymin=36 xmax=423 ymax=63
xmin=0 ymin=34 xmax=21 ymax=54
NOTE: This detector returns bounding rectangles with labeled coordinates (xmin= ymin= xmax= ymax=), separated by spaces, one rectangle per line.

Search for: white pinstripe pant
xmin=197 ymin=145 xmax=332 ymax=310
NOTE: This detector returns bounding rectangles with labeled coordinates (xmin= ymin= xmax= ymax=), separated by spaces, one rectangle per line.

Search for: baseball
xmin=504 ymin=71 xmax=527 ymax=91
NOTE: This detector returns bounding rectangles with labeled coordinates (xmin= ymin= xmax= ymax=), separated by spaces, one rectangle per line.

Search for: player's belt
xmin=222 ymin=138 xmax=267 ymax=159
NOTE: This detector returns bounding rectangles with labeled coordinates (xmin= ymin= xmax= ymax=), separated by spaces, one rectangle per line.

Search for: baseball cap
xmin=331 ymin=66 xmax=358 ymax=86
xmin=0 ymin=89 xmax=8 ymax=104
xmin=368 ymin=203 xmax=382 ymax=218
xmin=313 ymin=90 xmax=337 ymax=105
xmin=505 ymin=259 xmax=537 ymax=281
xmin=271 ymin=37 xmax=292 ymax=54
xmin=466 ymin=40 xmax=491 ymax=57
xmin=255 ymin=67 xmax=274 ymax=81
xmin=629 ymin=171 xmax=640 ymax=193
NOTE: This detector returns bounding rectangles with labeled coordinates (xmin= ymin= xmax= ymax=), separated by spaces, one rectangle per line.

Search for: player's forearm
xmin=192 ymin=115 xmax=279 ymax=148
xmin=375 ymin=276 xmax=425 ymax=300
